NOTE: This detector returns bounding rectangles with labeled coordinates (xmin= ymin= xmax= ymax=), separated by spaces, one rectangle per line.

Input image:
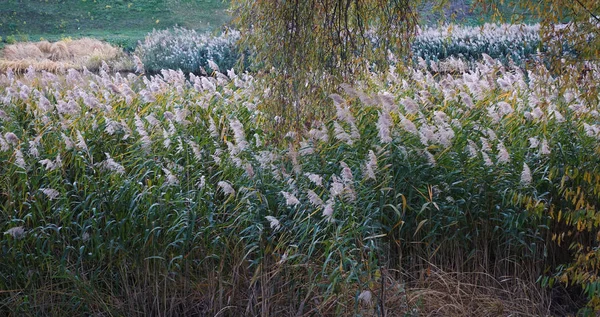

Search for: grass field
xmin=0 ymin=0 xmax=537 ymax=51
xmin=0 ymin=0 xmax=230 ymax=50
xmin=419 ymin=0 xmax=539 ymax=26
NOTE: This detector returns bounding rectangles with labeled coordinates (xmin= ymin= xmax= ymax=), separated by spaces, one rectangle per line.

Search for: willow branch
xmin=574 ymin=0 xmax=600 ymax=23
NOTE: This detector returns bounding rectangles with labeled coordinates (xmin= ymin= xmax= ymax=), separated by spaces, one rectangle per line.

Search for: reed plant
xmin=134 ymin=27 xmax=240 ymax=75
xmin=0 ymin=54 xmax=598 ymax=315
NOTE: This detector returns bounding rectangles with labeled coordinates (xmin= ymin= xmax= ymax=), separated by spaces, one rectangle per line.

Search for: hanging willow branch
xmin=231 ymin=0 xmax=420 ymax=127
xmin=574 ymin=0 xmax=600 ymax=23
xmin=233 ymin=0 xmax=417 ymax=75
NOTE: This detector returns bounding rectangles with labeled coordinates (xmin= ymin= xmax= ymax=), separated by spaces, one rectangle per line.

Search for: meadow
xmin=1 ymin=2 xmax=600 ymax=316
xmin=0 ymin=0 xmax=229 ymax=50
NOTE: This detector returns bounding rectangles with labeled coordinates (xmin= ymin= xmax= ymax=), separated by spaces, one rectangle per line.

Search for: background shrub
xmin=412 ymin=23 xmax=542 ymax=67
xmin=134 ymin=27 xmax=240 ymax=74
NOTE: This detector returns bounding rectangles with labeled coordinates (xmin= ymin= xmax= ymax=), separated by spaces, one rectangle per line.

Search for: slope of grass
xmin=420 ymin=0 xmax=540 ymax=26
xmin=0 ymin=0 xmax=230 ymax=50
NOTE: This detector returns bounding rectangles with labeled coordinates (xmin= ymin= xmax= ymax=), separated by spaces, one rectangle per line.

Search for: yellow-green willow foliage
xmin=230 ymin=0 xmax=420 ymax=128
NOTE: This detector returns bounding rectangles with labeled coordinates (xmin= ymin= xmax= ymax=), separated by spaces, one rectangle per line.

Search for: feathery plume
xmin=401 ymin=97 xmax=419 ymax=114
xmin=424 ymin=150 xmax=436 ymax=166
xmin=133 ymin=55 xmax=145 ymax=74
xmin=0 ymin=135 xmax=9 ymax=152
xmin=104 ymin=117 xmax=120 ymax=135
xmin=218 ymin=181 xmax=235 ymax=195
xmin=358 ymin=290 xmax=373 ymax=306
xmin=98 ymin=153 xmax=125 ymax=175
xmin=521 ymin=163 xmax=532 ymax=186
xmin=487 ymin=106 xmax=501 ymax=123
xmin=209 ymin=117 xmax=219 ymax=139
xmin=340 ymin=161 xmax=354 ymax=184
xmin=119 ymin=119 xmax=132 ymax=140
xmin=400 ymin=115 xmax=418 ymax=135
xmin=540 ymin=139 xmax=551 ymax=155
xmin=299 ymin=140 xmax=314 ymax=156
xmin=307 ymin=189 xmax=324 ymax=207
xmin=39 ymin=154 xmax=62 ymax=171
xmin=281 ymin=191 xmax=300 ymax=206
xmin=244 ymin=163 xmax=255 ymax=178
xmin=4 ymin=132 xmax=18 ymax=146
xmin=480 ymin=137 xmax=491 ymax=152
xmin=265 ymin=216 xmax=281 ymax=231
xmin=497 ymin=101 xmax=514 ymax=116
xmin=486 ymin=128 xmax=497 ymax=141
xmin=230 ymin=119 xmax=248 ymax=151
xmin=14 ymin=149 xmax=26 ymax=168
xmin=528 ymin=137 xmax=539 ymax=148
xmin=377 ymin=110 xmax=393 ymax=143
xmin=41 ymin=188 xmax=60 ymax=200
xmin=28 ymin=139 xmax=40 ymax=158
xmin=254 ymin=134 xmax=262 ymax=147
xmin=330 ymin=175 xmax=345 ymax=198
xmin=363 ymin=150 xmax=377 ymax=180
xmin=207 ymin=59 xmax=220 ymax=72
xmin=419 ymin=125 xmax=435 ymax=146
xmin=460 ymin=92 xmax=474 ymax=109
xmin=162 ymin=168 xmax=179 ymax=186
xmin=496 ymin=141 xmax=510 ymax=164
xmin=333 ymin=121 xmax=353 ymax=145
xmin=305 ymin=173 xmax=323 ymax=187
xmin=466 ymin=139 xmax=478 ymax=158
xmin=134 ymin=115 xmax=152 ymax=151
xmin=197 ymin=175 xmax=206 ymax=189
xmin=162 ymin=128 xmax=172 ymax=149
xmin=482 ymin=151 xmax=493 ymax=166
xmin=308 ymin=123 xmax=329 ymax=142
xmin=4 ymin=226 xmax=25 ymax=239
xmin=145 ymin=113 xmax=161 ymax=128
xmin=75 ymin=130 xmax=88 ymax=152
xmin=323 ymin=198 xmax=334 ymax=222
xmin=187 ymin=140 xmax=202 ymax=161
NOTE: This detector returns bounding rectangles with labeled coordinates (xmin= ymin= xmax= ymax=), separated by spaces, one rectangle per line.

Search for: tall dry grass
xmin=0 ymin=38 xmax=130 ymax=72
xmin=391 ymin=268 xmax=551 ymax=316
xmin=0 ymin=59 xmax=77 ymax=73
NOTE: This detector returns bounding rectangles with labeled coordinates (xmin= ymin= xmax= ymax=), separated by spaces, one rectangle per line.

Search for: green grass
xmin=0 ymin=0 xmax=230 ymax=50
xmin=419 ymin=0 xmax=540 ymax=26
xmin=0 ymin=0 xmax=539 ymax=52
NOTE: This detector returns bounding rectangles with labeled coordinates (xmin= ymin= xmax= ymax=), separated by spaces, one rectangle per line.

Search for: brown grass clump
xmin=2 ymin=43 xmax=45 ymax=60
xmin=0 ymin=38 xmax=132 ymax=73
xmin=66 ymin=38 xmax=120 ymax=61
xmin=49 ymin=41 xmax=71 ymax=61
xmin=378 ymin=267 xmax=552 ymax=317
xmin=0 ymin=59 xmax=77 ymax=73
xmin=35 ymin=40 xmax=53 ymax=54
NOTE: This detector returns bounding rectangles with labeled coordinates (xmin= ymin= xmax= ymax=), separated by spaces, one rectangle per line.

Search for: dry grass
xmin=0 ymin=38 xmax=130 ymax=73
xmin=378 ymin=267 xmax=552 ymax=317
xmin=0 ymin=59 xmax=78 ymax=73
xmin=35 ymin=40 xmax=53 ymax=53
xmin=2 ymin=43 xmax=45 ymax=60
xmin=48 ymin=41 xmax=71 ymax=61
xmin=66 ymin=38 xmax=120 ymax=60
xmin=195 ymin=265 xmax=552 ymax=317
